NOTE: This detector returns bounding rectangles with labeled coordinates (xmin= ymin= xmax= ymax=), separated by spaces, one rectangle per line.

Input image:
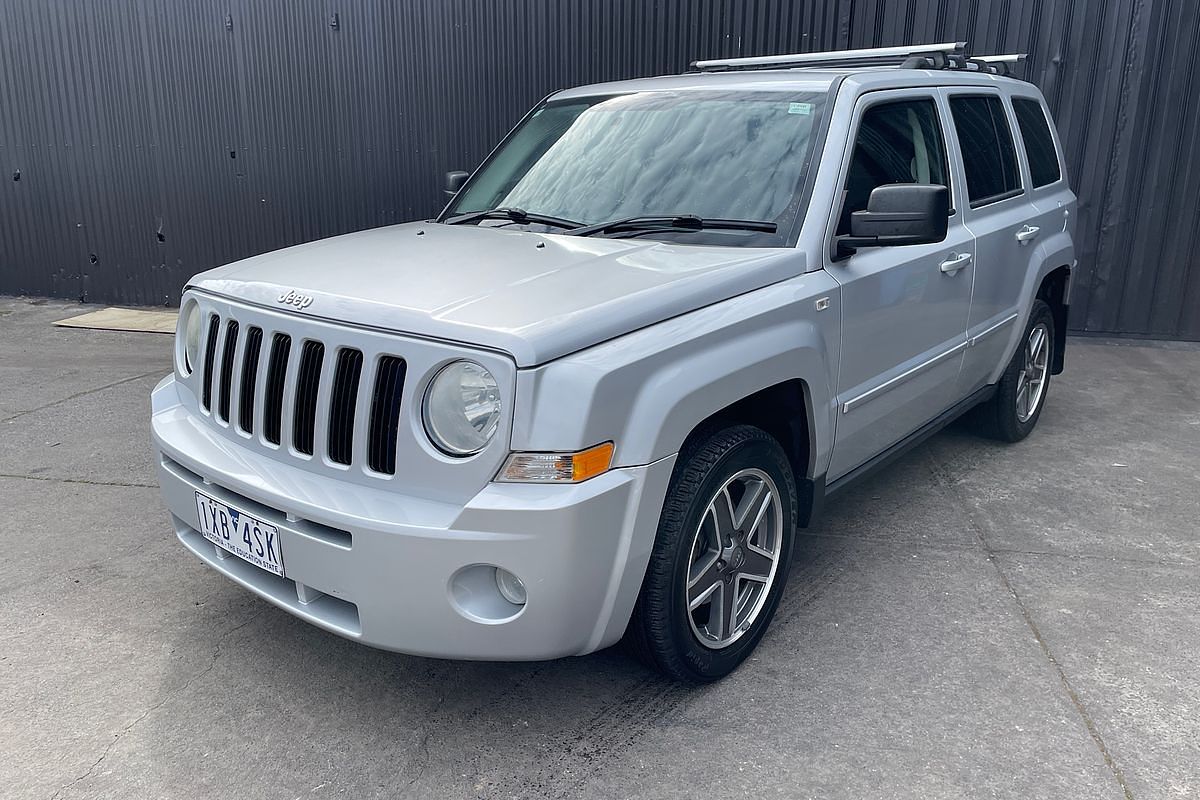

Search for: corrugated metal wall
xmin=2 ymin=0 xmax=1198 ymax=338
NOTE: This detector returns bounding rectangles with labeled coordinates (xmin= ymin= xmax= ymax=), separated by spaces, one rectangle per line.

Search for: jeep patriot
xmin=152 ymin=43 xmax=1076 ymax=681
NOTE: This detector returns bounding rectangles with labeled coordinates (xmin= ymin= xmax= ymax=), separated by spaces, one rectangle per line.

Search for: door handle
xmin=1015 ymin=224 xmax=1041 ymax=244
xmin=939 ymin=252 xmax=972 ymax=274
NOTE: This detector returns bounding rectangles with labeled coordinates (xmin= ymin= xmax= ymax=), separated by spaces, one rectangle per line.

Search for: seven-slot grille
xmin=198 ymin=313 xmax=406 ymax=475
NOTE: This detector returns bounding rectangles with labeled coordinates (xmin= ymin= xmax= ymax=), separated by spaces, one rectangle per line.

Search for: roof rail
xmin=691 ymin=43 xmax=1027 ymax=78
xmin=693 ymin=42 xmax=966 ymax=72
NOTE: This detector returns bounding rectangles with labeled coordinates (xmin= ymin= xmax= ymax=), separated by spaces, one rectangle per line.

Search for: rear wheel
xmin=626 ymin=425 xmax=797 ymax=682
xmin=974 ymin=299 xmax=1054 ymax=442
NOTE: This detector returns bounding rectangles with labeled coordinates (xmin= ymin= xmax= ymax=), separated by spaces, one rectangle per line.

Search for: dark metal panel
xmin=1109 ymin=0 xmax=1200 ymax=338
xmin=1 ymin=0 xmax=1198 ymax=338
xmin=0 ymin=0 xmax=94 ymax=300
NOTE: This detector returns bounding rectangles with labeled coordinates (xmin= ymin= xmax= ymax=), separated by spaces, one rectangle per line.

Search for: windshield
xmin=444 ymin=89 xmax=827 ymax=246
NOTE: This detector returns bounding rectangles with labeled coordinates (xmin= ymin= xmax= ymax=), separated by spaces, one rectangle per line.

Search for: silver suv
xmin=152 ymin=44 xmax=1075 ymax=681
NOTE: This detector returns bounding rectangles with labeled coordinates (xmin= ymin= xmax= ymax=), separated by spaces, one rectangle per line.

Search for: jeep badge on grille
xmin=277 ymin=290 xmax=314 ymax=310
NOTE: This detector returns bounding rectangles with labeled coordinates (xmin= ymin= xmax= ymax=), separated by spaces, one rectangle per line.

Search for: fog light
xmin=494 ymin=567 xmax=527 ymax=605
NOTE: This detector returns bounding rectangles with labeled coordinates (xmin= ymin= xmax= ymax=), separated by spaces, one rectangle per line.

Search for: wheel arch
xmin=676 ymin=378 xmax=820 ymax=527
xmin=1037 ymin=264 xmax=1071 ymax=374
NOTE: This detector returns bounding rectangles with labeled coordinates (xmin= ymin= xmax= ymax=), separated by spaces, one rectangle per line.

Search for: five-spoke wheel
xmin=974 ymin=298 xmax=1056 ymax=442
xmin=1016 ymin=322 xmax=1050 ymax=423
xmin=626 ymin=425 xmax=797 ymax=682
xmin=686 ymin=469 xmax=783 ymax=649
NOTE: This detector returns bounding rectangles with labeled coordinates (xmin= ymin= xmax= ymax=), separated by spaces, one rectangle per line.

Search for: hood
xmin=190 ymin=222 xmax=804 ymax=367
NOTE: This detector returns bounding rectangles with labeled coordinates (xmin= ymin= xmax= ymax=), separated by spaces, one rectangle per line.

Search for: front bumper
xmin=151 ymin=375 xmax=675 ymax=660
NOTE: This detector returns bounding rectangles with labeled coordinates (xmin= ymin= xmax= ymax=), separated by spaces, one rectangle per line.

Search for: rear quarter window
xmin=1012 ymin=98 xmax=1062 ymax=187
xmin=949 ymin=95 xmax=1022 ymax=206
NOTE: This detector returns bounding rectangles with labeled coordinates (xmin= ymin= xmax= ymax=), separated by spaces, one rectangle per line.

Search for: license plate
xmin=194 ymin=491 xmax=285 ymax=577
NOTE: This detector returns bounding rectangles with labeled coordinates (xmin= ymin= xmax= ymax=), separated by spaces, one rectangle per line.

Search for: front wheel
xmin=974 ymin=298 xmax=1055 ymax=442
xmin=625 ymin=425 xmax=797 ymax=682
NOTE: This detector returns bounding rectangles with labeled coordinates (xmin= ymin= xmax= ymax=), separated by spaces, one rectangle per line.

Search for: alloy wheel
xmin=1016 ymin=323 xmax=1050 ymax=423
xmin=685 ymin=468 xmax=784 ymax=649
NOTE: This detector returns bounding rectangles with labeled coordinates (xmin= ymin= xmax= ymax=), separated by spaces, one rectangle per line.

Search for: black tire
xmin=625 ymin=425 xmax=798 ymax=683
xmin=974 ymin=298 xmax=1055 ymax=442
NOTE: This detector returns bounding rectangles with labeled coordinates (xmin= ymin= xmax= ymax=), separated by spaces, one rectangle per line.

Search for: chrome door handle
xmin=1016 ymin=224 xmax=1041 ymax=244
xmin=939 ymin=252 xmax=972 ymax=274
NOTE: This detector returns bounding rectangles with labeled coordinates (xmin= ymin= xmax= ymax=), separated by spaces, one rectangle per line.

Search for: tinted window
xmin=449 ymin=90 xmax=826 ymax=246
xmin=837 ymin=98 xmax=948 ymax=234
xmin=950 ymin=95 xmax=1022 ymax=205
xmin=1013 ymin=98 xmax=1061 ymax=187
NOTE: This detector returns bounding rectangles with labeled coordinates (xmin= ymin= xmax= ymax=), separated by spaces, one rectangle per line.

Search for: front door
xmin=825 ymin=91 xmax=974 ymax=481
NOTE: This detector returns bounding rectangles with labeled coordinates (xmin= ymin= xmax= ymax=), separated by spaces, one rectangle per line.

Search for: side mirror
xmin=835 ymin=184 xmax=949 ymax=259
xmin=444 ymin=170 xmax=469 ymax=199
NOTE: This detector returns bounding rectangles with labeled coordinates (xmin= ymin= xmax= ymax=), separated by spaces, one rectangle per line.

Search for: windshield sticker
xmin=788 ymin=102 xmax=813 ymax=115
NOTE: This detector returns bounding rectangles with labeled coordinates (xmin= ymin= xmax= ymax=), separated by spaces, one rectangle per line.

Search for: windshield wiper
xmin=568 ymin=214 xmax=778 ymax=238
xmin=443 ymin=207 xmax=582 ymax=230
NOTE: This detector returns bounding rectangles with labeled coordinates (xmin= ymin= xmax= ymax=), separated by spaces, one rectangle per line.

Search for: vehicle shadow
xmin=143 ymin=528 xmax=857 ymax=797
xmin=144 ymin=427 xmax=978 ymax=798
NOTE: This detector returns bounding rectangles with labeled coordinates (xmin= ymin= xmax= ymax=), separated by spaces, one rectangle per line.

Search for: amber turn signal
xmin=498 ymin=442 xmax=615 ymax=483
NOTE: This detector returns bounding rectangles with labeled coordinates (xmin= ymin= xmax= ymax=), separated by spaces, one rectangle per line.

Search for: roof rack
xmin=971 ymin=53 xmax=1028 ymax=76
xmin=693 ymin=42 xmax=966 ymax=72
xmin=692 ymin=43 xmax=1026 ymax=77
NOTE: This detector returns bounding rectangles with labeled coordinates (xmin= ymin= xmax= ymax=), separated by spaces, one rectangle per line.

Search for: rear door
xmin=1010 ymin=91 xmax=1076 ymax=326
xmin=945 ymin=91 xmax=1033 ymax=391
xmin=824 ymin=90 xmax=974 ymax=481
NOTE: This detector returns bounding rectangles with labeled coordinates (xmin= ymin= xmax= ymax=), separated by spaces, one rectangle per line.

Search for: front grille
xmin=328 ymin=348 xmax=364 ymax=466
xmin=238 ymin=326 xmax=263 ymax=434
xmin=292 ymin=340 xmax=325 ymax=456
xmin=217 ymin=320 xmax=239 ymax=422
xmin=200 ymin=314 xmax=220 ymax=411
xmin=368 ymin=356 xmax=406 ymax=475
xmin=263 ymin=333 xmax=291 ymax=445
xmin=199 ymin=312 xmax=405 ymax=472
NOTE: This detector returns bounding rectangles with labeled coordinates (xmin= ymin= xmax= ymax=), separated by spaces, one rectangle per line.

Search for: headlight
xmin=179 ymin=299 xmax=203 ymax=375
xmin=422 ymin=360 xmax=501 ymax=456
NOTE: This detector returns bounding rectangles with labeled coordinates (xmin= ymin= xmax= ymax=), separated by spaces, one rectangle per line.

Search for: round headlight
xmin=180 ymin=300 xmax=203 ymax=375
xmin=422 ymin=361 xmax=501 ymax=456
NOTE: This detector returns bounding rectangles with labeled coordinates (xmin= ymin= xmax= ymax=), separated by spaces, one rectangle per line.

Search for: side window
xmin=949 ymin=95 xmax=1022 ymax=206
xmin=837 ymin=98 xmax=949 ymax=235
xmin=1012 ymin=98 xmax=1062 ymax=187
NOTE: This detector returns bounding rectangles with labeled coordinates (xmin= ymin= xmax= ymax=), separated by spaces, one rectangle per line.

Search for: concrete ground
xmin=1 ymin=294 xmax=1196 ymax=800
